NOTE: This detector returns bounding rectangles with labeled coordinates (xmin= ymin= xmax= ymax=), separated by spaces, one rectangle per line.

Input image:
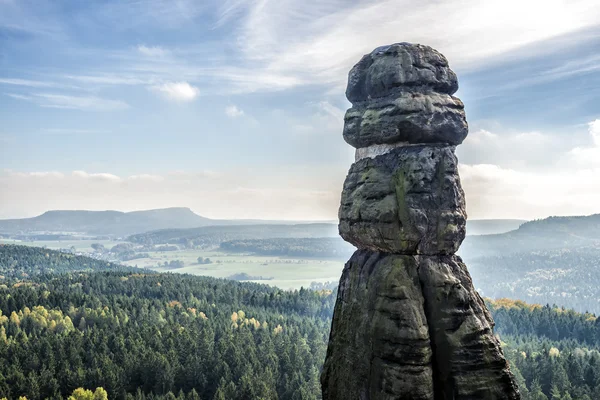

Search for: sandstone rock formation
xmin=321 ymin=43 xmax=520 ymax=400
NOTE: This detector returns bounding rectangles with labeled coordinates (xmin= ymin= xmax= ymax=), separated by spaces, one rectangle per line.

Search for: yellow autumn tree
xmin=9 ymin=311 xmax=20 ymax=326
xmin=68 ymin=387 xmax=108 ymax=400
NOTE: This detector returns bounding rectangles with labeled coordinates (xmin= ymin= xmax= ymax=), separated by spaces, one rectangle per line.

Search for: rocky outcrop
xmin=339 ymin=145 xmax=466 ymax=255
xmin=321 ymin=43 xmax=520 ymax=400
xmin=343 ymin=43 xmax=468 ymax=148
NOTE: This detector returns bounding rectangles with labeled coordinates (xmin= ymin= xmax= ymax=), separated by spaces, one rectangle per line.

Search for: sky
xmin=1 ymin=0 xmax=600 ymax=221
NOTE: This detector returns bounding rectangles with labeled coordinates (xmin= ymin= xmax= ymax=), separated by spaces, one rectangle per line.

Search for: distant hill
xmin=0 ymin=207 xmax=328 ymax=237
xmin=465 ymin=219 xmax=526 ymax=236
xmin=0 ymin=207 xmax=212 ymax=236
xmin=461 ymin=213 xmax=600 ymax=257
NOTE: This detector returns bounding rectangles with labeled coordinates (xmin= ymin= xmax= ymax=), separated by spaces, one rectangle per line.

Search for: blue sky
xmin=1 ymin=0 xmax=600 ymax=220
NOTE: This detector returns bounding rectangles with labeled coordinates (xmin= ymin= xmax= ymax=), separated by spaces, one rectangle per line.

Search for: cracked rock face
xmin=321 ymin=251 xmax=520 ymax=400
xmin=339 ymin=145 xmax=466 ymax=255
xmin=322 ymin=43 xmax=520 ymax=400
xmin=344 ymin=90 xmax=468 ymax=148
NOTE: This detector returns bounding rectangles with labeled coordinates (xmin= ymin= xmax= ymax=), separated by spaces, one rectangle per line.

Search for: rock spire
xmin=321 ymin=43 xmax=521 ymax=400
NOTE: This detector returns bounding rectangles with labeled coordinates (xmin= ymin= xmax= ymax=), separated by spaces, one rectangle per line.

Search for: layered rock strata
xmin=321 ymin=43 xmax=520 ymax=400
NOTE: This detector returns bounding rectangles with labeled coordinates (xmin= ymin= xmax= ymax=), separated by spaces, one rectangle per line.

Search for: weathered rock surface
xmin=346 ymin=43 xmax=459 ymax=103
xmin=339 ymin=145 xmax=466 ymax=255
xmin=343 ymin=92 xmax=468 ymax=148
xmin=321 ymin=251 xmax=434 ymax=400
xmin=418 ymin=256 xmax=520 ymax=399
xmin=343 ymin=43 xmax=467 ymax=148
xmin=322 ymin=42 xmax=520 ymax=400
xmin=322 ymin=251 xmax=520 ymax=400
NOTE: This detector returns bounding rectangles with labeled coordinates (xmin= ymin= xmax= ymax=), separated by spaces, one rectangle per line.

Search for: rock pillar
xmin=321 ymin=43 xmax=520 ymax=400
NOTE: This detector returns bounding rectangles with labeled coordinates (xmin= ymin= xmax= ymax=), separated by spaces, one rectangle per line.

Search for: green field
xmin=125 ymin=249 xmax=344 ymax=289
xmin=1 ymin=240 xmax=345 ymax=289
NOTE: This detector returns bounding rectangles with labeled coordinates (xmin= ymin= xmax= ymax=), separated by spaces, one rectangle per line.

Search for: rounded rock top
xmin=346 ymin=43 xmax=459 ymax=103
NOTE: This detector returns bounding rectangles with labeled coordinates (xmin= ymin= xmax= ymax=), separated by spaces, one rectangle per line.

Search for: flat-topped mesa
xmin=344 ymin=43 xmax=468 ymax=151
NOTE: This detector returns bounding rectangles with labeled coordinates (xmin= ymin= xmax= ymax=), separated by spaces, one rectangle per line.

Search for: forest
xmin=127 ymin=224 xmax=338 ymax=248
xmin=219 ymin=238 xmax=353 ymax=259
xmin=0 ymin=244 xmax=599 ymax=399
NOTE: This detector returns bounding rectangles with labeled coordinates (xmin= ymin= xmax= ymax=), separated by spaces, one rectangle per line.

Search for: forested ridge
xmin=219 ymin=238 xmax=353 ymax=259
xmin=468 ymin=247 xmax=600 ymax=314
xmin=0 ymin=245 xmax=132 ymax=279
xmin=0 ymin=245 xmax=599 ymax=399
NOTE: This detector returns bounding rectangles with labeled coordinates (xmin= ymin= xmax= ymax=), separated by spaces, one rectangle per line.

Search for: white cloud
xmin=457 ymin=119 xmax=600 ymax=219
xmin=459 ymin=163 xmax=600 ymax=220
xmin=72 ymin=171 xmax=121 ymax=182
xmin=137 ymin=45 xmax=169 ymax=57
xmin=225 ymin=105 xmax=244 ymax=118
xmin=127 ymin=174 xmax=164 ymax=182
xmin=458 ymin=127 xmax=578 ymax=169
xmin=563 ymin=119 xmax=600 ymax=167
xmin=150 ymin=81 xmax=199 ymax=102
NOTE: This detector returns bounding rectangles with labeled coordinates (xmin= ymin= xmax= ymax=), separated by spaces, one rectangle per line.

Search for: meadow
xmin=126 ymin=248 xmax=344 ymax=289
xmin=0 ymin=239 xmax=345 ymax=290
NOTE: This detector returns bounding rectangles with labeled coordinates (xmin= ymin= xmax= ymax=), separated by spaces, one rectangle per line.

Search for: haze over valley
xmin=1 ymin=208 xmax=599 ymax=315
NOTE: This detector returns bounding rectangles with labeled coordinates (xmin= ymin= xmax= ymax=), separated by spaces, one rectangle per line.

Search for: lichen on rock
xmin=321 ymin=43 xmax=521 ymax=400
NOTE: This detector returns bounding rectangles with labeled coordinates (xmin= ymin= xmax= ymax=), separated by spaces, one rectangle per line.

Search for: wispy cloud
xmin=225 ymin=105 xmax=244 ymax=118
xmin=63 ymin=74 xmax=146 ymax=86
xmin=7 ymin=91 xmax=130 ymax=111
xmin=213 ymin=0 xmax=600 ymax=92
xmin=5 ymin=93 xmax=33 ymax=101
xmin=34 ymin=93 xmax=129 ymax=111
xmin=317 ymin=101 xmax=344 ymax=121
xmin=137 ymin=45 xmax=169 ymax=57
xmin=150 ymin=81 xmax=199 ymax=102
xmin=0 ymin=78 xmax=57 ymax=88
xmin=3 ymin=0 xmax=600 ymax=98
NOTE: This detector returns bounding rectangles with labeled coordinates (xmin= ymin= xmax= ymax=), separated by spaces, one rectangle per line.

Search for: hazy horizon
xmin=2 ymin=0 xmax=600 ymax=221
